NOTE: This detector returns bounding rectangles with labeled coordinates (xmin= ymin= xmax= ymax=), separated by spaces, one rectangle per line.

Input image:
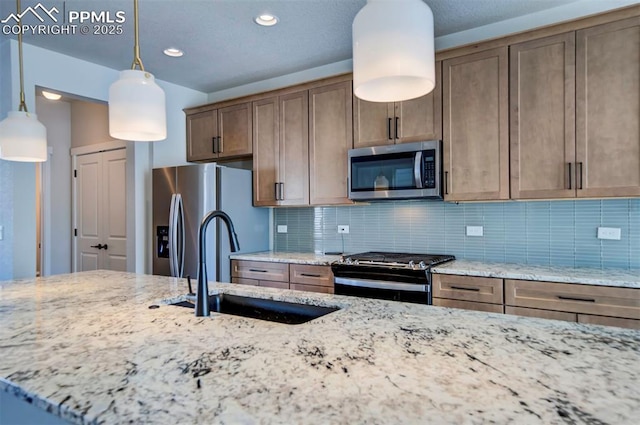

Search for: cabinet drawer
xmin=290 ymin=283 xmax=334 ymax=294
xmin=432 ymin=274 xmax=504 ymax=304
xmin=505 ymin=306 xmax=577 ymax=323
xmin=433 ymin=298 xmax=504 ymax=314
xmin=577 ymin=314 xmax=640 ymax=330
xmin=232 ymin=277 xmax=259 ymax=286
xmin=290 ymin=264 xmax=334 ymax=288
xmin=505 ymin=279 xmax=640 ymax=320
xmin=231 ymin=260 xmax=289 ymax=282
xmin=259 ymin=280 xmax=289 ymax=290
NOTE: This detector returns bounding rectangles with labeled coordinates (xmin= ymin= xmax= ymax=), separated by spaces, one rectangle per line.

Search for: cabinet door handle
xmin=577 ymin=162 xmax=583 ymax=190
xmin=395 ymin=116 xmax=399 ymax=139
xmin=279 ymin=183 xmax=285 ymax=201
xmin=387 ymin=118 xmax=392 ymax=140
xmin=274 ymin=182 xmax=280 ymax=201
xmin=212 ymin=137 xmax=217 ymax=153
xmin=300 ymin=273 xmax=322 ymax=278
xmin=450 ymin=286 xmax=480 ymax=292
xmin=566 ymin=162 xmax=572 ymax=190
xmin=249 ymin=269 xmax=269 ymax=273
xmin=557 ymin=295 xmax=595 ymax=303
xmin=444 ymin=171 xmax=449 ymax=195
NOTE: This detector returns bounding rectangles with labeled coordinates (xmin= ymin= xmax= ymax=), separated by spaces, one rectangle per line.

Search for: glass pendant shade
xmin=353 ymin=0 xmax=435 ymax=102
xmin=108 ymin=69 xmax=167 ymax=141
xmin=0 ymin=111 xmax=47 ymax=162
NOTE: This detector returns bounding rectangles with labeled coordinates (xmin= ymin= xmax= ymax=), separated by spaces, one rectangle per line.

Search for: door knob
xmin=90 ymin=244 xmax=108 ymax=250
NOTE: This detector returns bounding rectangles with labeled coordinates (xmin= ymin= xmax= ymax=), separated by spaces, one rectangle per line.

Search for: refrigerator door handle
xmin=175 ymin=194 xmax=185 ymax=278
xmin=168 ymin=194 xmax=178 ymax=277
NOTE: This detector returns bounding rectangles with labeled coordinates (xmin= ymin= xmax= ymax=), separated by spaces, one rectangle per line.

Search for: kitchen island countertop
xmin=1 ymin=270 xmax=639 ymax=424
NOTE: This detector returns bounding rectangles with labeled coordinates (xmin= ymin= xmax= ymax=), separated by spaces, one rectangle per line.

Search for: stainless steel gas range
xmin=331 ymin=252 xmax=455 ymax=305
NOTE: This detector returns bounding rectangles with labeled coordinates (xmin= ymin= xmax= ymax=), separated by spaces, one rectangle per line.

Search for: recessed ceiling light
xmin=42 ymin=91 xmax=62 ymax=100
xmin=255 ymin=14 xmax=278 ymax=26
xmin=163 ymin=48 xmax=184 ymax=57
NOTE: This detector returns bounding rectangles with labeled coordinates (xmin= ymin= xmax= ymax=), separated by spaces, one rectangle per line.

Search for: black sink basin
xmin=170 ymin=293 xmax=340 ymax=325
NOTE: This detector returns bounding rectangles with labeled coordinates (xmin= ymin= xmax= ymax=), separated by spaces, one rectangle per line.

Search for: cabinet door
xmin=218 ymin=102 xmax=253 ymax=158
xmin=279 ymin=91 xmax=310 ymax=206
xmin=395 ymin=61 xmax=442 ymax=143
xmin=432 ymin=274 xmax=503 ymax=304
xmin=576 ymin=16 xmax=640 ymax=198
xmin=309 ymin=81 xmax=354 ymax=205
xmin=510 ymin=32 xmax=576 ymax=199
xmin=253 ymin=97 xmax=280 ymax=206
xmin=353 ymin=99 xmax=394 ymax=148
xmin=443 ymin=47 xmax=509 ymax=201
xmin=186 ymin=110 xmax=218 ymax=162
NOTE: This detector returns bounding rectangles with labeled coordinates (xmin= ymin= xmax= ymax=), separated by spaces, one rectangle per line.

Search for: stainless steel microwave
xmin=348 ymin=140 xmax=442 ymax=200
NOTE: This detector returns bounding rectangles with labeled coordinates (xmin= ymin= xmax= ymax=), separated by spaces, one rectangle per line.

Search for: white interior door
xmin=74 ymin=149 xmax=127 ymax=271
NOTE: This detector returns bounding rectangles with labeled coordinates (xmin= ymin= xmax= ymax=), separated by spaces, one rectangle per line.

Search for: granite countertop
xmin=229 ymin=251 xmax=341 ymax=266
xmin=432 ymin=260 xmax=640 ymax=289
xmin=230 ymin=251 xmax=640 ymax=289
xmin=1 ymin=271 xmax=639 ymax=424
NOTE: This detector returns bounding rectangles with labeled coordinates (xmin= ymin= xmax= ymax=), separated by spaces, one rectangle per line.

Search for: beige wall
xmin=70 ymin=101 xmax=117 ymax=148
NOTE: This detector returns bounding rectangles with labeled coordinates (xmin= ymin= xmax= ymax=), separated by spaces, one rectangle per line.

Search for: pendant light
xmin=352 ymin=0 xmax=435 ymax=103
xmin=0 ymin=0 xmax=47 ymax=162
xmin=109 ymin=0 xmax=166 ymax=141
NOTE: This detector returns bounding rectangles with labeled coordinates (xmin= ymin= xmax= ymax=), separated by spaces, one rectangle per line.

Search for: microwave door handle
xmin=414 ymin=151 xmax=423 ymax=188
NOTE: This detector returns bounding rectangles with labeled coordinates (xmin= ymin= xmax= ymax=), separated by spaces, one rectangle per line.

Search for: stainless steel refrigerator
xmin=152 ymin=164 xmax=269 ymax=282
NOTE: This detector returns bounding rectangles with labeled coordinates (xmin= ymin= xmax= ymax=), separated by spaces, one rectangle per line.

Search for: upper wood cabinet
xmin=186 ymin=102 xmax=252 ymax=162
xmin=353 ymin=62 xmax=442 ymax=148
xmin=576 ymin=16 xmax=640 ymax=198
xmin=253 ymin=91 xmax=309 ymax=207
xmin=442 ymin=47 xmax=509 ymax=201
xmin=309 ymin=80 xmax=354 ymax=205
xmin=510 ymin=32 xmax=576 ymax=200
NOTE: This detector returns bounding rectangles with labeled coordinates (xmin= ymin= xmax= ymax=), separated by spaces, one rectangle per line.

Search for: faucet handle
xmin=186 ymin=275 xmax=194 ymax=295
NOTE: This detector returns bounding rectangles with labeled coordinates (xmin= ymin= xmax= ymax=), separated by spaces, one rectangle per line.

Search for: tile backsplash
xmin=274 ymin=199 xmax=640 ymax=269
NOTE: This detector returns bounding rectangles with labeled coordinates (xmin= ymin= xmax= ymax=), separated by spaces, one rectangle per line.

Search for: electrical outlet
xmin=277 ymin=225 xmax=288 ymax=234
xmin=466 ymin=226 xmax=484 ymax=237
xmin=597 ymin=227 xmax=621 ymax=240
xmin=338 ymin=225 xmax=350 ymax=234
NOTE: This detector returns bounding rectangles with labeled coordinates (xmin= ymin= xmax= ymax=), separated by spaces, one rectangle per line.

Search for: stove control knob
xmin=419 ymin=261 xmax=427 ymax=269
xmin=408 ymin=260 xmax=415 ymax=269
xmin=345 ymin=258 xmax=353 ymax=265
xmin=338 ymin=256 xmax=345 ymax=263
xmin=354 ymin=260 xmax=359 ymax=265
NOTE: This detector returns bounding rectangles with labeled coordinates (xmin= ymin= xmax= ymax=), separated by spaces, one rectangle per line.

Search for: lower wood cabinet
xmin=505 ymin=279 xmax=640 ymax=330
xmin=432 ymin=274 xmax=504 ymax=313
xmin=231 ymin=260 xmax=334 ymax=294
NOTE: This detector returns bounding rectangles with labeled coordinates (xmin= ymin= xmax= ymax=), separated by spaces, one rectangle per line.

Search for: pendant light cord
xmin=131 ymin=0 xmax=145 ymax=71
xmin=16 ymin=0 xmax=27 ymax=112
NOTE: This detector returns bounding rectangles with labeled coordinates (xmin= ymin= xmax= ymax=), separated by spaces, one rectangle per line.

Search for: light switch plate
xmin=338 ymin=225 xmax=350 ymax=234
xmin=277 ymin=225 xmax=288 ymax=234
xmin=466 ymin=226 xmax=484 ymax=237
xmin=597 ymin=227 xmax=621 ymax=240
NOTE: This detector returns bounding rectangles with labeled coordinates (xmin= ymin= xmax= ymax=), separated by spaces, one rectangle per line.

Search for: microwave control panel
xmin=423 ymin=150 xmax=436 ymax=188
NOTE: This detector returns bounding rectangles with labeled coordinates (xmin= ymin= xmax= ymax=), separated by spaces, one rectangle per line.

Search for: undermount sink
xmin=170 ymin=293 xmax=340 ymax=325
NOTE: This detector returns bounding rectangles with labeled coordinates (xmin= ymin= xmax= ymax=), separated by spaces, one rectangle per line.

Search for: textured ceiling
xmin=1 ymin=0 xmax=586 ymax=93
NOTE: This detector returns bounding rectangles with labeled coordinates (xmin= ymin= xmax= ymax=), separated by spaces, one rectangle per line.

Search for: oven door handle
xmin=335 ymin=277 xmax=428 ymax=292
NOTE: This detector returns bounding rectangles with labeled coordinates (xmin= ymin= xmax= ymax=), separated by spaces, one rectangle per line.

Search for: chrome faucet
xmin=196 ymin=210 xmax=240 ymax=317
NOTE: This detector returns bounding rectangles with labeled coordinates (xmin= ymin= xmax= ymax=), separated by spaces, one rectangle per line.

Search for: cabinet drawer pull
xmin=300 ymin=273 xmax=322 ymax=278
xmin=249 ymin=269 xmax=268 ymax=273
xmin=557 ymin=295 xmax=595 ymax=303
xmin=450 ymin=286 xmax=480 ymax=292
